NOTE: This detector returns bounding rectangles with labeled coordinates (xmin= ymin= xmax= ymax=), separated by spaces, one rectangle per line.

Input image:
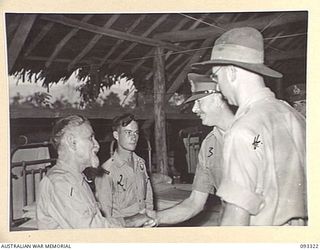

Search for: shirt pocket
xmin=68 ymin=186 xmax=97 ymax=221
xmin=113 ymin=178 xmax=129 ymax=208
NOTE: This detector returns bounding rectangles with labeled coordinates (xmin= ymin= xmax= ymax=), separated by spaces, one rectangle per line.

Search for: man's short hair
xmin=51 ymin=115 xmax=89 ymax=149
xmin=112 ymin=113 xmax=136 ymax=132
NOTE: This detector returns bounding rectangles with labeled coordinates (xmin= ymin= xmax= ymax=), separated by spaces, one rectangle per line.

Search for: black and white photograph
xmin=1 ymin=2 xmax=318 ymax=243
xmin=6 ymin=11 xmax=308 ymax=231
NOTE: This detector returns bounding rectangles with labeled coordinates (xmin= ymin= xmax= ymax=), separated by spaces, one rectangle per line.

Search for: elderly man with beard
xmin=145 ymin=73 xmax=234 ymax=226
xmin=95 ymin=113 xmax=154 ymax=219
xmin=36 ymin=115 xmax=153 ymax=229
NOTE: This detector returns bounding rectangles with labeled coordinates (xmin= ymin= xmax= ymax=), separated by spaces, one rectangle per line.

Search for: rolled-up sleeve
xmin=192 ymin=142 xmax=216 ymax=194
xmin=216 ymin=129 xmax=264 ymax=215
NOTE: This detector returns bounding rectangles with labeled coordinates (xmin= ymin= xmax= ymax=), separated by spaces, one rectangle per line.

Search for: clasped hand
xmin=124 ymin=210 xmax=158 ymax=227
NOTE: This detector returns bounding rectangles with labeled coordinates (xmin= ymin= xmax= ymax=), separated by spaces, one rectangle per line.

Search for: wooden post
xmin=89 ymin=64 xmax=101 ymax=100
xmin=275 ymin=78 xmax=283 ymax=99
xmin=153 ymin=47 xmax=168 ymax=175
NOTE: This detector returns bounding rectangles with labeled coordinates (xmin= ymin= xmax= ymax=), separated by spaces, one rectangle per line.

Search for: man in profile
xmin=193 ymin=27 xmax=306 ymax=225
xmin=145 ymin=73 xmax=234 ymax=226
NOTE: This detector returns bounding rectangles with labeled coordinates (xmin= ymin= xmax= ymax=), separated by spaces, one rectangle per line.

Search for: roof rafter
xmin=144 ymin=14 xmax=214 ymax=80
xmin=40 ymin=14 xmax=188 ymax=53
xmin=45 ymin=15 xmax=93 ymax=69
xmin=8 ymin=14 xmax=37 ymax=72
xmin=166 ymin=42 xmax=198 ymax=68
xmin=267 ymin=48 xmax=306 ymax=62
xmin=131 ymin=48 xmax=154 ymax=74
xmin=154 ymin=12 xmax=307 ymax=42
xmin=26 ymin=55 xmax=152 ymax=73
xmin=166 ymin=37 xmax=215 ymax=101
xmin=68 ymin=15 xmax=120 ymax=71
xmin=265 ymin=30 xmax=286 ymax=50
xmin=145 ymin=41 xmax=198 ymax=81
xmin=144 ymin=14 xmax=212 ymax=81
xmin=108 ymin=14 xmax=169 ymax=70
xmin=131 ymin=16 xmax=190 ymax=74
xmin=24 ymin=22 xmax=54 ymax=56
xmin=185 ymin=13 xmax=211 ymax=29
xmin=141 ymin=37 xmax=214 ymax=130
xmin=6 ymin=14 xmax=23 ymax=41
xmin=167 ymin=58 xmax=189 ymax=82
xmin=99 ymin=14 xmax=147 ymax=67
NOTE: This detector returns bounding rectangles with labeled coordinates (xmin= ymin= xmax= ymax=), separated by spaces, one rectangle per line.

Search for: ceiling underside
xmin=6 ymin=11 xmax=308 ymax=101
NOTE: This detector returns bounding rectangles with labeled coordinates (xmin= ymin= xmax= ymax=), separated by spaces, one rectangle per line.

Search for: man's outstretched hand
xmin=124 ymin=213 xmax=157 ymax=227
xmin=143 ymin=210 xmax=159 ymax=227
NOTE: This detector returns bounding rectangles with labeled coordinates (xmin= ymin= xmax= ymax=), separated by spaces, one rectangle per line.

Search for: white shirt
xmin=217 ymin=87 xmax=307 ymax=225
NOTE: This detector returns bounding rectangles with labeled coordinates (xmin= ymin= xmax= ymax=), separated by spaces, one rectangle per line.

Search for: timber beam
xmin=40 ymin=14 xmax=190 ymax=53
xmin=154 ymin=12 xmax=307 ymax=42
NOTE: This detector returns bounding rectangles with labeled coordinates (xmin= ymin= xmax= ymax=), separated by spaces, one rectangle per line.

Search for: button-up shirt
xmin=95 ymin=151 xmax=153 ymax=218
xmin=216 ymin=87 xmax=307 ymax=225
xmin=36 ymin=164 xmax=124 ymax=229
xmin=192 ymin=126 xmax=224 ymax=194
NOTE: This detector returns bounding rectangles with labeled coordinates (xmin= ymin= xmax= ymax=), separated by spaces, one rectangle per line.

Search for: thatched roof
xmin=7 ymin=11 xmax=309 ymax=176
xmin=6 ymin=11 xmax=307 ymax=111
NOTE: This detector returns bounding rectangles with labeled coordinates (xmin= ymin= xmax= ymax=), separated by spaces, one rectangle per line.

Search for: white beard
xmin=91 ymin=152 xmax=100 ymax=168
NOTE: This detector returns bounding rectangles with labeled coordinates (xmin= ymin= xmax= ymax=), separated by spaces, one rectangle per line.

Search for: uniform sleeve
xmin=95 ymin=167 xmax=113 ymax=218
xmin=216 ymin=129 xmax=264 ymax=215
xmin=192 ymin=140 xmax=216 ymax=194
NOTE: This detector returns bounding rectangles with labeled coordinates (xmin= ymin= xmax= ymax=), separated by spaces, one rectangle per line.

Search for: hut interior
xmin=6 ymin=11 xmax=307 ymax=230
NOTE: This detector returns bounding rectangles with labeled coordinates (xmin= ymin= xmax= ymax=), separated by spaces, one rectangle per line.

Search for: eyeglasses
xmin=210 ymin=66 xmax=223 ymax=80
xmin=192 ymin=89 xmax=221 ymax=96
xmin=194 ymin=90 xmax=221 ymax=104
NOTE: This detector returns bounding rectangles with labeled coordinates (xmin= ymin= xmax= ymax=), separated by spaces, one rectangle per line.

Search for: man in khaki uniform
xmin=95 ymin=113 xmax=153 ymax=218
xmin=193 ymin=27 xmax=307 ymax=226
xmin=146 ymin=74 xmax=234 ymax=226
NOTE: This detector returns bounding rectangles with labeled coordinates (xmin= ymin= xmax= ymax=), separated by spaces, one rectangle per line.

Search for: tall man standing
xmin=95 ymin=113 xmax=154 ymax=219
xmin=193 ymin=27 xmax=307 ymax=226
xmin=145 ymin=73 xmax=234 ymax=226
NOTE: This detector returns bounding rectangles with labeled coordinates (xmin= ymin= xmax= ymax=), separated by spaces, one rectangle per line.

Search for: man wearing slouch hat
xmin=192 ymin=27 xmax=307 ymax=226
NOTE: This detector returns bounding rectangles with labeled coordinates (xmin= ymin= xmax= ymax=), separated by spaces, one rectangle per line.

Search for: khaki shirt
xmin=95 ymin=151 xmax=153 ymax=218
xmin=192 ymin=126 xmax=224 ymax=194
xmin=36 ymin=164 xmax=123 ymax=229
xmin=216 ymin=87 xmax=307 ymax=225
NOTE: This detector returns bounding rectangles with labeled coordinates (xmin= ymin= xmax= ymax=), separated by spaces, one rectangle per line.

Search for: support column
xmin=89 ymin=64 xmax=101 ymax=101
xmin=275 ymin=78 xmax=283 ymax=99
xmin=153 ymin=47 xmax=168 ymax=175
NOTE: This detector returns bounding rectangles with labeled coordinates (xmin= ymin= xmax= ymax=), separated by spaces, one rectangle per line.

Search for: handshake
xmin=124 ymin=209 xmax=159 ymax=228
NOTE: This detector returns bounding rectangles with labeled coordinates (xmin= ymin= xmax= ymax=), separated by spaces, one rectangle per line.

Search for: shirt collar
xmin=235 ymin=87 xmax=275 ymax=120
xmin=205 ymin=126 xmax=225 ymax=140
xmin=112 ymin=150 xmax=139 ymax=169
xmin=55 ymin=159 xmax=86 ymax=184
